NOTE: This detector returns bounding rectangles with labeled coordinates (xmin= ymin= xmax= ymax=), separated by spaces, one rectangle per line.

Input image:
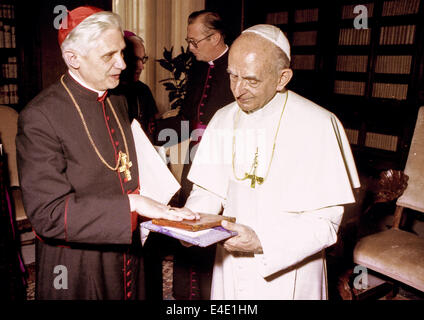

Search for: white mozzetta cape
xmin=186 ymin=91 xmax=360 ymax=299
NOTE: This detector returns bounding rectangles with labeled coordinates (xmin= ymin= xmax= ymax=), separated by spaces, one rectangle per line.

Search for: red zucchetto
xmin=58 ymin=6 xmax=104 ymax=46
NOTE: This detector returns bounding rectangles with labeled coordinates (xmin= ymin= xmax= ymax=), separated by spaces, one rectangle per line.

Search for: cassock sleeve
xmin=254 ymin=206 xmax=344 ymax=278
xmin=16 ymin=107 xmax=133 ymax=245
xmin=184 ymin=184 xmax=224 ymax=214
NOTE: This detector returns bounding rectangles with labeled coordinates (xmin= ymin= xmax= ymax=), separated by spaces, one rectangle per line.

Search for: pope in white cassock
xmin=182 ymin=24 xmax=361 ymax=299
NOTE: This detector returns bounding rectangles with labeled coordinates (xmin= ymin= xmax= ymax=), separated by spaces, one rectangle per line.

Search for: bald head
xmin=227 ymin=32 xmax=293 ymax=113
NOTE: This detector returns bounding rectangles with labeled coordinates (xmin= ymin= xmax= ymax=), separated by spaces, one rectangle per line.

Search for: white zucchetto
xmin=242 ymin=24 xmax=291 ymax=61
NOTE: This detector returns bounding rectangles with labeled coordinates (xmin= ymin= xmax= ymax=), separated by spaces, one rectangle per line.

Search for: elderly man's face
xmin=227 ymin=38 xmax=281 ymax=113
xmin=131 ymin=39 xmax=146 ymax=82
xmin=78 ymin=28 xmax=126 ymax=91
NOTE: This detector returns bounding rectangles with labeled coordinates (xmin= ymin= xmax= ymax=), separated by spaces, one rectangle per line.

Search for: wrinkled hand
xmin=128 ymin=194 xmax=200 ymax=221
xmin=221 ymin=220 xmax=263 ymax=254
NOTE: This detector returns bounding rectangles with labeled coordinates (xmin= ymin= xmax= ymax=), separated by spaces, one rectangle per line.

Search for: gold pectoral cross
xmin=243 ymin=148 xmax=264 ymax=188
xmin=244 ymin=173 xmax=264 ymax=188
xmin=118 ymin=151 xmax=132 ymax=181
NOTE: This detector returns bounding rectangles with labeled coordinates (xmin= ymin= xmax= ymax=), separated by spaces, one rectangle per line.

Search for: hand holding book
xmin=140 ymin=213 xmax=237 ymax=247
xmin=220 ymin=220 xmax=263 ymax=254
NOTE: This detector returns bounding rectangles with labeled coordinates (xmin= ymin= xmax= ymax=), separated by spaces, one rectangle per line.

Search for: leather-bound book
xmin=152 ymin=213 xmax=236 ymax=231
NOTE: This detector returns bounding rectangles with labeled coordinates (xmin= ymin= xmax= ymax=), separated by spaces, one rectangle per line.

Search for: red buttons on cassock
xmin=127 ymin=280 xmax=132 ymax=287
xmin=127 ymin=291 xmax=132 ymax=298
xmin=115 ymin=141 xmax=119 ymax=146
xmin=127 ymin=259 xmax=131 ymax=266
xmin=126 ymin=270 xmax=131 ymax=277
xmin=111 ymin=128 xmax=115 ymax=134
xmin=106 ymin=116 xmax=110 ymax=121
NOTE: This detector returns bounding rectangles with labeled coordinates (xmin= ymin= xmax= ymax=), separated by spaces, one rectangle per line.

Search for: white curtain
xmin=113 ymin=0 xmax=205 ymax=114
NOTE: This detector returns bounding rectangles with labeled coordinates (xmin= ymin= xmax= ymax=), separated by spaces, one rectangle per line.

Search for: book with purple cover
xmin=140 ymin=221 xmax=237 ymax=247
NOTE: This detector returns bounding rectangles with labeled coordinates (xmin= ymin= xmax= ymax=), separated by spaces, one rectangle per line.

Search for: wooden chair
xmin=352 ymin=106 xmax=424 ymax=297
xmin=0 ymin=105 xmax=31 ymax=233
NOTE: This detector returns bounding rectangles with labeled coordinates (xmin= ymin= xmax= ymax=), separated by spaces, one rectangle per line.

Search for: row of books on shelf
xmin=265 ymin=0 xmax=420 ymax=27
xmin=345 ymin=128 xmax=360 ymax=145
xmin=266 ymin=11 xmax=288 ymax=25
xmin=333 ymin=80 xmax=408 ymax=100
xmin=338 ymin=24 xmax=415 ymax=46
xmin=335 ymin=55 xmax=412 ymax=74
xmin=0 ymin=84 xmax=18 ymax=105
xmin=336 ymin=55 xmax=369 ymax=73
xmin=372 ymin=82 xmax=408 ymax=100
xmin=0 ymin=4 xmax=14 ymax=19
xmin=334 ymin=80 xmax=366 ymax=96
xmin=381 ymin=0 xmax=420 ymax=16
xmin=365 ymin=132 xmax=398 ymax=152
xmin=340 ymin=0 xmax=420 ymax=20
xmin=338 ymin=28 xmax=371 ymax=46
xmin=0 ymin=21 xmax=16 ymax=48
xmin=265 ymin=8 xmax=319 ymax=25
xmin=374 ymin=55 xmax=412 ymax=74
xmin=291 ymin=54 xmax=315 ymax=70
xmin=294 ymin=8 xmax=319 ymax=23
xmin=1 ymin=56 xmax=17 ymax=79
xmin=379 ymin=25 xmax=415 ymax=45
xmin=345 ymin=128 xmax=398 ymax=152
xmin=292 ymin=30 xmax=317 ymax=46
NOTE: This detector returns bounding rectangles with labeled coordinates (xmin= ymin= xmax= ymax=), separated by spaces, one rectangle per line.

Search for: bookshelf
xmin=332 ymin=0 xmax=422 ymax=171
xmin=265 ymin=6 xmax=324 ymax=98
xmin=0 ymin=1 xmax=19 ymax=109
xmin=254 ymin=0 xmax=424 ymax=172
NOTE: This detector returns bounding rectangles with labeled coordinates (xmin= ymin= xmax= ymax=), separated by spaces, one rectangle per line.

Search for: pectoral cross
xmin=118 ymin=151 xmax=132 ymax=181
xmin=243 ymin=149 xmax=264 ymax=188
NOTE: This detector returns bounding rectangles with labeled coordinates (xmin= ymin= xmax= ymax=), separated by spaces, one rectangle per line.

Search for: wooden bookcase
xmin=0 ymin=1 xmax=19 ymax=110
xmin=265 ymin=5 xmax=326 ymax=100
xmin=248 ymin=0 xmax=424 ymax=173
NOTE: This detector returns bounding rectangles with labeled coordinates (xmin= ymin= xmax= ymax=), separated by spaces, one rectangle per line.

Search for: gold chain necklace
xmin=232 ymin=91 xmax=288 ymax=188
xmin=60 ymin=75 xmax=132 ymax=181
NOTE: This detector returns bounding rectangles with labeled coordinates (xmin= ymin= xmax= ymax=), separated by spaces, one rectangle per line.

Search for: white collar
xmin=208 ymin=45 xmax=229 ymax=65
xmin=68 ymin=70 xmax=106 ymax=97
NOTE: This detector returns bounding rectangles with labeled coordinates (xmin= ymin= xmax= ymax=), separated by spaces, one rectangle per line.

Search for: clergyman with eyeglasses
xmin=115 ymin=31 xmax=159 ymax=143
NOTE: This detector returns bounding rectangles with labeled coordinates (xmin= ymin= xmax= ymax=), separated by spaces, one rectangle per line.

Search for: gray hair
xmin=61 ymin=11 xmax=123 ymax=56
xmin=272 ymin=43 xmax=291 ymax=71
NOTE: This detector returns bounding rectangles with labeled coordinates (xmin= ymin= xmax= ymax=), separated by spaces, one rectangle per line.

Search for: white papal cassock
xmin=185 ymin=90 xmax=360 ymax=300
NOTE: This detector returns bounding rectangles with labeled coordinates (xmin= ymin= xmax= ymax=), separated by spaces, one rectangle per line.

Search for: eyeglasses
xmin=138 ymin=56 xmax=149 ymax=64
xmin=185 ymin=33 xmax=214 ymax=49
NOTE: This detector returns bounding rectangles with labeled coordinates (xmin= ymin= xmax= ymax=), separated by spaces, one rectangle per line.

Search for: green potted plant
xmin=156 ymin=46 xmax=193 ymax=110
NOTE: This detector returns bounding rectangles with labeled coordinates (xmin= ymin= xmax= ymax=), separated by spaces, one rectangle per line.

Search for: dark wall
xmin=205 ymin=0 xmax=244 ymax=45
xmin=16 ymin=0 xmax=111 ymax=109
